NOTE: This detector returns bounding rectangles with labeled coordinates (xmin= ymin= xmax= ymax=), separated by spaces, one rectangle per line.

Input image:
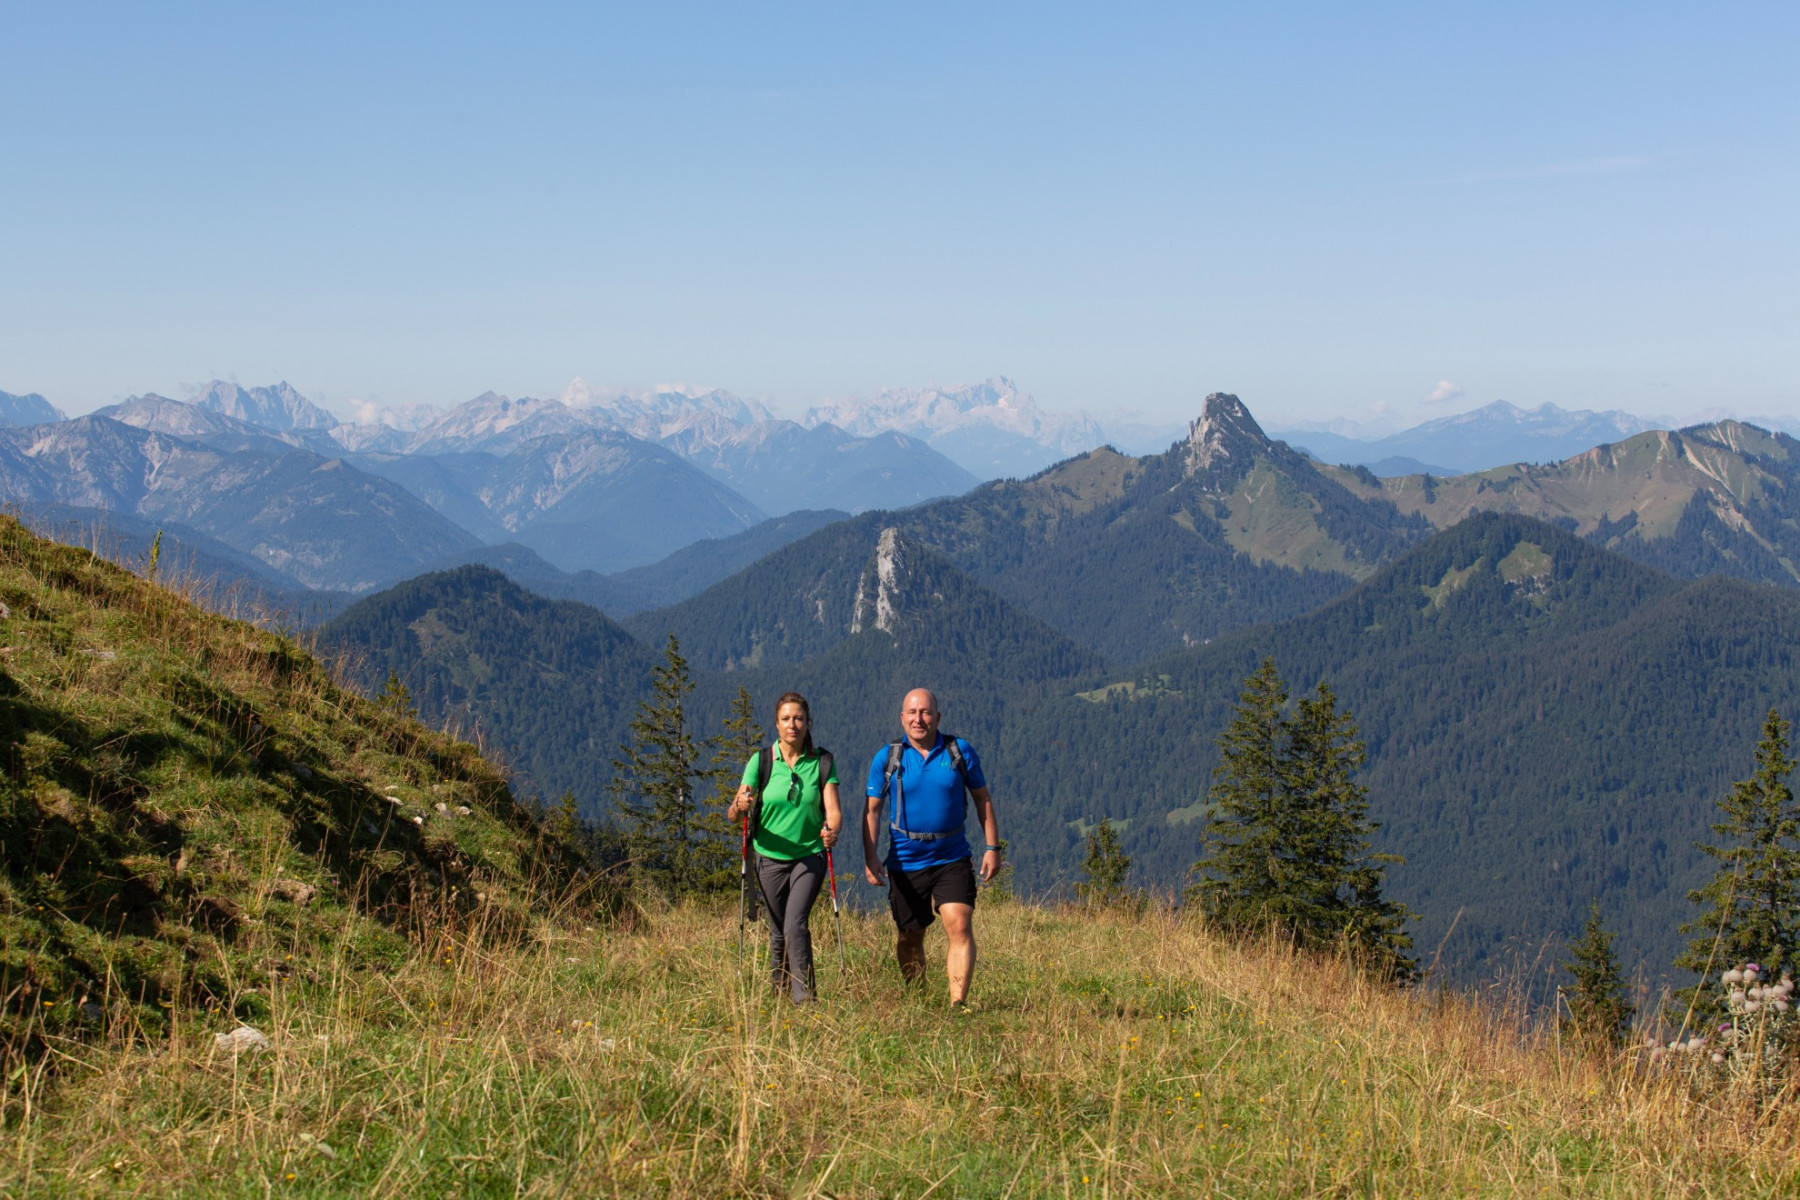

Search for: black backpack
xmin=882 ymin=734 xmax=973 ymax=843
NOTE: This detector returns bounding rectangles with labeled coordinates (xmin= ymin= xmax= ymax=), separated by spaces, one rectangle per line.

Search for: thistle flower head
xmin=1723 ymin=969 xmax=1744 ymax=985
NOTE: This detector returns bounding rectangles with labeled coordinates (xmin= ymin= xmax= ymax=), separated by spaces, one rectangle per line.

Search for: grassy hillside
xmin=7 ymin=902 xmax=1796 ymax=1195
xmin=0 ymin=516 xmax=603 ymax=1058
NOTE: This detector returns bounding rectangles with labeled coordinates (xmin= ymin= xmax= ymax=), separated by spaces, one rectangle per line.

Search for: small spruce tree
xmin=544 ymin=790 xmax=588 ymax=857
xmin=1284 ymin=681 xmax=1415 ymax=978
xmin=1675 ymin=709 xmax=1800 ymax=993
xmin=1562 ymin=901 xmax=1634 ymax=1051
xmin=705 ymin=686 xmax=764 ymax=893
xmin=609 ymin=636 xmax=729 ymax=898
xmin=1189 ymin=658 xmax=1289 ymax=928
xmin=1076 ymin=821 xmax=1131 ymax=909
xmin=376 ymin=668 xmax=416 ymax=717
xmin=1190 ymin=659 xmax=1415 ymax=980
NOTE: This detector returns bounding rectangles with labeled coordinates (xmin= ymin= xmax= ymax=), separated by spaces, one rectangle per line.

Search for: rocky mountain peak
xmin=194 ymin=380 xmax=338 ymax=432
xmin=1183 ymin=392 xmax=1268 ymax=475
xmin=850 ymin=527 xmax=908 ymax=636
xmin=0 ymin=390 xmax=66 ymax=428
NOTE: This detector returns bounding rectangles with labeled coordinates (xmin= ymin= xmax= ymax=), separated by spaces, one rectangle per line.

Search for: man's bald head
xmin=902 ymin=688 xmax=939 ymax=716
xmin=901 ymin=688 xmax=941 ymax=750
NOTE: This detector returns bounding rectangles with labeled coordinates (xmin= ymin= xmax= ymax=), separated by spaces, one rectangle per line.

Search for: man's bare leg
xmin=939 ymin=903 xmax=975 ymax=1004
xmin=896 ymin=929 xmax=927 ymax=984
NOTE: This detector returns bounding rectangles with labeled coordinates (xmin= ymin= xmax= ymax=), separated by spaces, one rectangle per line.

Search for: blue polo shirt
xmin=866 ymin=734 xmax=987 ymax=870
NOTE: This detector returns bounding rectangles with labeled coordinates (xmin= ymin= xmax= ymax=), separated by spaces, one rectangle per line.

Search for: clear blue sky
xmin=3 ymin=3 xmax=1795 ymax=429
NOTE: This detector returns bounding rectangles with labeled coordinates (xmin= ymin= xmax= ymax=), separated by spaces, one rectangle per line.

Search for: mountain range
xmin=0 ymin=415 xmax=477 ymax=592
xmin=311 ymin=388 xmax=1800 ymax=984
xmin=0 ymin=380 xmax=987 ymax=598
xmin=1275 ymin=401 xmax=1660 ymax=475
xmin=804 ymin=376 xmax=1108 ymax=479
xmin=319 ymin=498 xmax=1800 ymax=983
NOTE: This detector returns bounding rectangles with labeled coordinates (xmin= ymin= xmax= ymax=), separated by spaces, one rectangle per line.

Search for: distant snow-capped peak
xmin=404 ymin=392 xmax=605 ymax=455
xmin=192 ymin=380 xmax=338 ymax=432
xmin=561 ymin=378 xmax=776 ymax=440
xmin=802 ymin=376 xmax=1103 ymax=454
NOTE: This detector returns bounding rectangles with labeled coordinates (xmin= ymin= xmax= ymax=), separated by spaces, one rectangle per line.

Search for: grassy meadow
xmin=3 ymin=515 xmax=1798 ymax=1196
xmin=8 ymin=898 xmax=1800 ymax=1198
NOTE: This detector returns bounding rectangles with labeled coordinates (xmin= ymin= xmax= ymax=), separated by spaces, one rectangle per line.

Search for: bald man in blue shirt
xmin=862 ymin=688 xmax=1003 ymax=1008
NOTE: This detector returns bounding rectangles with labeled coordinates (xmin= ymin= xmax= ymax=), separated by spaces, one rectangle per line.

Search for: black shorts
xmin=887 ymin=857 xmax=977 ymax=933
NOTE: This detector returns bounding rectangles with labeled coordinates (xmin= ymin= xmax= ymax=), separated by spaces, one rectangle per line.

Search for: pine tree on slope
xmin=1562 ymin=901 xmax=1634 ymax=1052
xmin=609 ymin=636 xmax=730 ymax=898
xmin=1190 ymin=658 xmax=1415 ymax=979
xmin=1189 ymin=658 xmax=1289 ymax=929
xmin=1675 ymin=708 xmax=1800 ymax=992
xmin=1284 ymin=682 xmax=1414 ymax=976
xmin=707 ymin=686 xmax=765 ymax=890
xmin=1076 ymin=820 xmax=1132 ymax=910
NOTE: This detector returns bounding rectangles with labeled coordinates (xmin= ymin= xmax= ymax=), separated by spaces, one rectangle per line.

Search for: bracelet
xmin=985 ymin=844 xmax=1002 ymax=854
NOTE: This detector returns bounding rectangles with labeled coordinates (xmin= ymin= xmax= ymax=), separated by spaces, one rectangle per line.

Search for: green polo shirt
xmin=740 ymin=746 xmax=838 ymax=861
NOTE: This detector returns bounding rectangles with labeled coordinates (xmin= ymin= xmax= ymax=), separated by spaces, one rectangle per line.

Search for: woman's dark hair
xmin=774 ymin=691 xmax=814 ymax=754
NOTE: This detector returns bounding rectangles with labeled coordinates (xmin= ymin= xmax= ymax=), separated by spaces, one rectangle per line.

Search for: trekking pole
xmin=738 ymin=809 xmax=751 ymax=962
xmin=825 ymin=844 xmax=847 ymax=979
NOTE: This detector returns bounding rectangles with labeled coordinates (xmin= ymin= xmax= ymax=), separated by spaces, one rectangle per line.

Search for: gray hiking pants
xmin=754 ymin=851 xmax=825 ymax=1002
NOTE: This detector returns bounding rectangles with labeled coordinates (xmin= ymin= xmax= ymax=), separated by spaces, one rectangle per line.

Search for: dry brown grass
xmin=6 ymin=900 xmax=1798 ymax=1197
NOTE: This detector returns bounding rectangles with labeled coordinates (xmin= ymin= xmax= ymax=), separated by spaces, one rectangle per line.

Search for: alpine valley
xmin=301 ymin=391 xmax=1800 ymax=984
xmin=15 ymin=376 xmax=1800 ymax=978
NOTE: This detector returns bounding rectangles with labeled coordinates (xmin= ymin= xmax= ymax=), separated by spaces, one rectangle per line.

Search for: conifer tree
xmin=1284 ymin=682 xmax=1415 ymax=977
xmin=1190 ymin=659 xmax=1415 ymax=979
xmin=544 ymin=790 xmax=588 ymax=856
xmin=1561 ymin=901 xmax=1634 ymax=1051
xmin=609 ymin=636 xmax=729 ymax=897
xmin=705 ymin=687 xmax=765 ymax=893
xmin=1675 ymin=709 xmax=1800 ymax=989
xmin=710 ymin=687 xmax=765 ymax=813
xmin=376 ymin=668 xmax=416 ymax=717
xmin=1189 ymin=658 xmax=1289 ymax=927
xmin=1076 ymin=821 xmax=1131 ymax=909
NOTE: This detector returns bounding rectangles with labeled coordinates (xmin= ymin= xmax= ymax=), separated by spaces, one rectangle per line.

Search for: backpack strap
xmin=885 ymin=734 xmax=973 ymax=842
xmin=941 ymin=734 xmax=972 ymax=795
xmin=816 ymin=748 xmax=834 ymax=789
xmin=882 ymin=740 xmax=906 ymax=795
xmin=749 ymin=746 xmax=773 ymax=839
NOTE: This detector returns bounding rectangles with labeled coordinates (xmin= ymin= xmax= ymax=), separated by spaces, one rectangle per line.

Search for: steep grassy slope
xmin=0 ymin=517 xmax=599 ymax=1054
xmin=7 ymin=904 xmax=1794 ymax=1195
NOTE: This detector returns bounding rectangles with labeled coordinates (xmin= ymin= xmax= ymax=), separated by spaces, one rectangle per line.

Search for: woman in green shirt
xmin=728 ymin=691 xmax=842 ymax=1002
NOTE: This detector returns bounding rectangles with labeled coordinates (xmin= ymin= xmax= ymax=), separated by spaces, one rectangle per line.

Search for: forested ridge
xmin=321 ymin=501 xmax=1800 ymax=981
xmin=323 ymin=566 xmax=655 ymax=805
